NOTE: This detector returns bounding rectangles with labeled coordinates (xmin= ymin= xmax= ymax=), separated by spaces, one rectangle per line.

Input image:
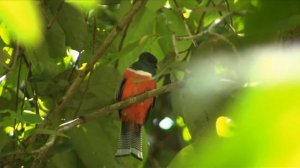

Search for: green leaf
xmin=10 ymin=111 xmax=43 ymax=124
xmin=169 ymin=0 xmax=199 ymax=9
xmin=44 ymin=7 xmax=67 ymax=59
xmin=169 ymin=83 xmax=300 ymax=167
xmin=146 ymin=0 xmax=166 ymax=12
xmin=0 ymin=116 xmax=14 ymax=127
xmin=0 ymin=131 xmax=10 ymax=152
xmin=48 ymin=150 xmax=81 ymax=168
xmin=68 ymin=119 xmax=148 ymax=168
xmin=25 ymin=42 xmax=62 ymax=81
xmin=55 ymin=3 xmax=88 ymax=50
xmin=244 ymin=0 xmax=300 ymax=44
xmin=65 ymin=65 xmax=120 ymax=115
xmin=117 ymin=35 xmax=157 ymax=72
xmin=155 ymin=8 xmax=192 ymax=55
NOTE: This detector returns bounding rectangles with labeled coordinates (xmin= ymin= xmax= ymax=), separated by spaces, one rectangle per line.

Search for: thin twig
xmin=118 ymin=22 xmax=131 ymax=52
xmin=176 ymin=30 xmax=207 ymax=41
xmin=172 ymin=32 xmax=179 ymax=56
xmin=13 ymin=54 xmax=23 ymax=139
xmin=176 ymin=12 xmax=242 ymax=41
xmin=173 ymin=0 xmax=197 ymax=47
xmin=223 ymin=0 xmax=234 ymax=28
xmin=211 ymin=0 xmax=236 ymax=33
xmin=73 ymin=16 xmax=97 ymax=118
xmin=31 ymin=80 xmax=185 ymax=167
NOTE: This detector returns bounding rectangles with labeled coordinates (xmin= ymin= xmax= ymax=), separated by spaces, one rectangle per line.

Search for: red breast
xmin=121 ymin=69 xmax=156 ymax=124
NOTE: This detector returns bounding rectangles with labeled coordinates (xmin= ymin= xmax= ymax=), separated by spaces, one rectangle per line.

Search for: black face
xmin=130 ymin=52 xmax=157 ymax=76
xmin=139 ymin=52 xmax=157 ymax=65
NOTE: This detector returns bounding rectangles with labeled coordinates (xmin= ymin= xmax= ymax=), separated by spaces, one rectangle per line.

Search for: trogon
xmin=115 ymin=52 xmax=157 ymax=160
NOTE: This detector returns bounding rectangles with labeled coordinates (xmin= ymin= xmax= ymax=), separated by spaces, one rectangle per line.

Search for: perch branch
xmin=31 ymin=80 xmax=185 ymax=167
xmin=43 ymin=0 xmax=148 ymax=125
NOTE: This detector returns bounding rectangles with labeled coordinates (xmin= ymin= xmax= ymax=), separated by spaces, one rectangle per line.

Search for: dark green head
xmin=130 ymin=52 xmax=157 ymax=76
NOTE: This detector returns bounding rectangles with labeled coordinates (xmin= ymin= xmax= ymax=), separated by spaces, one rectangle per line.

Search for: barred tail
xmin=130 ymin=124 xmax=143 ymax=160
xmin=115 ymin=122 xmax=143 ymax=160
xmin=115 ymin=121 xmax=131 ymax=156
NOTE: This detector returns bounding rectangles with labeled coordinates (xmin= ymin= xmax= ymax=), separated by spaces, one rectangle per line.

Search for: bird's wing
xmin=116 ymin=78 xmax=127 ymax=118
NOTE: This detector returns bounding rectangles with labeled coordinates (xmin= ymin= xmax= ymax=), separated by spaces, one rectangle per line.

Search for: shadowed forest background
xmin=1 ymin=0 xmax=300 ymax=167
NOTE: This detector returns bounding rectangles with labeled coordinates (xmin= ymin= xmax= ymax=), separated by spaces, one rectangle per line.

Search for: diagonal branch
xmin=31 ymin=80 xmax=185 ymax=166
xmin=173 ymin=0 xmax=197 ymax=47
xmin=43 ymin=0 xmax=148 ymax=125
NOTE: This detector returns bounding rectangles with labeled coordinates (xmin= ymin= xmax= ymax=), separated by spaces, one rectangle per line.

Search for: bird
xmin=115 ymin=52 xmax=157 ymax=160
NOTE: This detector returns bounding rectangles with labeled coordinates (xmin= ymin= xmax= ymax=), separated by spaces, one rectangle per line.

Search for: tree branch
xmin=43 ymin=0 xmax=148 ymax=125
xmin=31 ymin=80 xmax=185 ymax=167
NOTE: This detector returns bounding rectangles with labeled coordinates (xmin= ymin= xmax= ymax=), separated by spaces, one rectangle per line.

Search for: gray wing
xmin=116 ymin=78 xmax=126 ymax=118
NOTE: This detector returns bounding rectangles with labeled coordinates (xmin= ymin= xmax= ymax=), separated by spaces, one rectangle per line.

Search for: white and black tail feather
xmin=115 ymin=121 xmax=143 ymax=160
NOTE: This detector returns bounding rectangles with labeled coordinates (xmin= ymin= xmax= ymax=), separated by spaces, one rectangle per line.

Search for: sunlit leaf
xmin=215 ymin=116 xmax=234 ymax=138
xmin=0 ymin=1 xmax=43 ymax=46
xmin=10 ymin=111 xmax=43 ymax=124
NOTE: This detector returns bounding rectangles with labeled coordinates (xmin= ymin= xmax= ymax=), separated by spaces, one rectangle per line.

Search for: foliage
xmin=1 ymin=0 xmax=300 ymax=167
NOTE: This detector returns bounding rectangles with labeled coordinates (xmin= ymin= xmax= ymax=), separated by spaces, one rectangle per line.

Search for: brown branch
xmin=30 ymin=80 xmax=185 ymax=167
xmin=43 ymin=0 xmax=148 ymax=125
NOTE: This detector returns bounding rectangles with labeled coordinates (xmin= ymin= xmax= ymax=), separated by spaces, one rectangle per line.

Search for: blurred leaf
xmin=170 ymin=83 xmax=300 ymax=167
xmin=0 ymin=1 xmax=43 ymax=46
xmin=179 ymin=56 xmax=240 ymax=138
xmin=0 ymin=24 xmax=10 ymax=45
